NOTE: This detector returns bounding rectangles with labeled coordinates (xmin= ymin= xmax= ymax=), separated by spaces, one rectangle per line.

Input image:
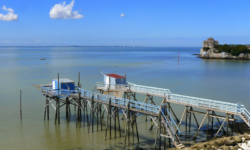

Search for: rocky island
xmin=199 ymin=37 xmax=250 ymax=59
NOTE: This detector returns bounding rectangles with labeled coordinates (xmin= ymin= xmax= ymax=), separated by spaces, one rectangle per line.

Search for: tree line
xmin=203 ymin=44 xmax=250 ymax=56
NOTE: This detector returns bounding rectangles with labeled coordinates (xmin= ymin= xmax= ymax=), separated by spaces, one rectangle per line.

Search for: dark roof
xmin=106 ymin=74 xmax=125 ymax=79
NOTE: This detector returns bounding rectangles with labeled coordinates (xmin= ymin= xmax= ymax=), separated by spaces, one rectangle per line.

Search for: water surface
xmin=0 ymin=47 xmax=250 ymax=149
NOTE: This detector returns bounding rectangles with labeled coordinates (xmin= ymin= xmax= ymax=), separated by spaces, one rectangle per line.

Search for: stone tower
xmin=200 ymin=37 xmax=219 ymax=56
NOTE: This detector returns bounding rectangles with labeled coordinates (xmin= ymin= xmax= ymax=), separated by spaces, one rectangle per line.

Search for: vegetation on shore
xmin=212 ymin=44 xmax=250 ymax=56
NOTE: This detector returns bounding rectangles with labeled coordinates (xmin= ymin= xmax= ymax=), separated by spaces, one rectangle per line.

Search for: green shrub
xmin=213 ymin=44 xmax=250 ymax=56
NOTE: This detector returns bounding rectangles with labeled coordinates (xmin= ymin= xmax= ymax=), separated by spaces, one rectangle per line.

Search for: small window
xmin=121 ymin=78 xmax=123 ymax=81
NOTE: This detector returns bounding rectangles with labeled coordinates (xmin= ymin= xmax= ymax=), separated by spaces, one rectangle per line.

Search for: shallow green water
xmin=0 ymin=47 xmax=250 ymax=149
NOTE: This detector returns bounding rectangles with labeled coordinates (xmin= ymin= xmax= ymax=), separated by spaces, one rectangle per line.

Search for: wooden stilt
xmin=55 ymin=98 xmax=57 ymax=124
xmin=135 ymin=115 xmax=139 ymax=144
xmin=44 ymin=96 xmax=46 ymax=121
xmin=193 ymin=111 xmax=209 ymax=139
xmin=211 ymin=115 xmax=214 ymax=136
xmin=117 ymin=108 xmax=121 ymax=137
xmin=100 ymin=104 xmax=102 ymax=130
xmin=185 ymin=106 xmax=187 ymax=134
xmin=178 ymin=106 xmax=187 ymax=128
xmin=159 ymin=115 xmax=162 ymax=150
xmin=115 ymin=108 xmax=117 ymax=138
xmin=97 ymin=104 xmax=99 ymax=131
xmin=214 ymin=115 xmax=228 ymax=139
xmin=145 ymin=95 xmax=148 ymax=121
xmin=124 ymin=102 xmax=130 ymax=148
xmin=189 ymin=111 xmax=191 ymax=133
xmin=226 ymin=113 xmax=229 ymax=136
xmin=57 ymin=73 xmax=60 ymax=124
xmin=167 ymin=102 xmax=180 ymax=123
xmin=86 ymin=100 xmax=89 ymax=123
xmin=131 ymin=112 xmax=134 ymax=145
xmin=58 ymin=98 xmax=60 ymax=124
xmin=20 ymin=90 xmax=22 ymax=120
xmin=92 ymin=94 xmax=94 ymax=132
xmin=192 ymin=112 xmax=199 ymax=128
xmin=83 ymin=100 xmax=85 ymax=125
xmin=47 ymin=96 xmax=49 ymax=120
xmin=207 ymin=110 xmax=209 ymax=137
xmin=127 ymin=102 xmax=130 ymax=145
xmin=233 ymin=120 xmax=242 ymax=134
xmin=105 ymin=104 xmax=110 ymax=140
xmin=66 ymin=97 xmax=69 ymax=121
xmin=154 ymin=112 xmax=161 ymax=150
xmin=123 ymin=121 xmax=127 ymax=148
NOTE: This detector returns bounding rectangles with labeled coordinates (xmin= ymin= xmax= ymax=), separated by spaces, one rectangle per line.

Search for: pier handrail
xmin=169 ymin=94 xmax=242 ymax=114
xmin=127 ymin=82 xmax=172 ymax=97
xmin=241 ymin=106 xmax=250 ymax=126
xmin=96 ymin=81 xmax=250 ymax=126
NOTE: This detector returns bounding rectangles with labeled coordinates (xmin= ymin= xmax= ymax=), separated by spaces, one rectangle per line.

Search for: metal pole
xmin=20 ymin=90 xmax=22 ymax=120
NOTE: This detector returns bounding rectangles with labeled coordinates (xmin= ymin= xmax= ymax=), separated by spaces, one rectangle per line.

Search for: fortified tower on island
xmin=200 ymin=37 xmax=219 ymax=56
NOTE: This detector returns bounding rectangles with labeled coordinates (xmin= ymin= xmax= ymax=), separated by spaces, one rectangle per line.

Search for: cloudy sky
xmin=0 ymin=0 xmax=250 ymax=46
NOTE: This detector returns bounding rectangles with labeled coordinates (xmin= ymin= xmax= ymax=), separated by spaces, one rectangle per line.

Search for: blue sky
xmin=0 ymin=0 xmax=250 ymax=46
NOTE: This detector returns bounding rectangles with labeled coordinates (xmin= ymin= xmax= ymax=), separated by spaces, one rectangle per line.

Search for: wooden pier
xmin=39 ymin=73 xmax=250 ymax=149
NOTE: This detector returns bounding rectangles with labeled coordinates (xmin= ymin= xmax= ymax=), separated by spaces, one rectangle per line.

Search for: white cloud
xmin=35 ymin=39 xmax=40 ymax=43
xmin=0 ymin=5 xmax=18 ymax=21
xmin=120 ymin=13 xmax=125 ymax=17
xmin=3 ymin=41 xmax=13 ymax=43
xmin=49 ymin=0 xmax=84 ymax=19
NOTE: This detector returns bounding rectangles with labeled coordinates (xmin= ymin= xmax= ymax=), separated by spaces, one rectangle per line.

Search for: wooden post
xmin=115 ymin=108 xmax=117 ymax=138
xmin=100 ymin=104 xmax=102 ymax=130
xmin=154 ymin=112 xmax=161 ymax=149
xmin=211 ymin=115 xmax=214 ymax=136
xmin=117 ymin=108 xmax=121 ymax=137
xmin=193 ymin=112 xmax=209 ymax=139
xmin=58 ymin=97 xmax=60 ymax=124
xmin=105 ymin=99 xmax=111 ymax=140
xmin=226 ymin=113 xmax=229 ymax=136
xmin=164 ymin=104 xmax=167 ymax=150
xmin=192 ymin=112 xmax=199 ymax=128
xmin=121 ymin=92 xmax=127 ymax=120
xmin=207 ymin=110 xmax=209 ymax=137
xmin=178 ymin=106 xmax=187 ymax=128
xmin=167 ymin=102 xmax=180 ymax=123
xmin=44 ymin=95 xmax=46 ymax=121
xmin=127 ymin=102 xmax=130 ymax=145
xmin=185 ymin=106 xmax=187 ymax=134
xmin=66 ymin=97 xmax=69 ymax=121
xmin=54 ymin=98 xmax=57 ymax=124
xmin=214 ymin=115 xmax=228 ymax=139
xmin=135 ymin=115 xmax=139 ymax=144
xmin=109 ymin=103 xmax=111 ymax=139
xmin=159 ymin=114 xmax=162 ymax=149
xmin=97 ymin=104 xmax=99 ymax=131
xmin=92 ymin=94 xmax=94 ymax=132
xmin=47 ymin=96 xmax=49 ymax=120
xmin=145 ymin=95 xmax=148 ymax=121
xmin=131 ymin=112 xmax=134 ymax=144
xmin=83 ymin=100 xmax=85 ymax=125
xmin=20 ymin=90 xmax=22 ymax=120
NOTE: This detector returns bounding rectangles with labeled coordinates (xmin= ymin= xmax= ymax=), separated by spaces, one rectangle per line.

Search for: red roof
xmin=106 ymin=74 xmax=125 ymax=79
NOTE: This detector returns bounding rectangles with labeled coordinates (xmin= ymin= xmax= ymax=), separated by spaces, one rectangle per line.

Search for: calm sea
xmin=0 ymin=47 xmax=250 ymax=149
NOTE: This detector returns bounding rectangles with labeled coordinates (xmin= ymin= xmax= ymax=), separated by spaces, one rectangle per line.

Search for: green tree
xmin=203 ymin=47 xmax=210 ymax=51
